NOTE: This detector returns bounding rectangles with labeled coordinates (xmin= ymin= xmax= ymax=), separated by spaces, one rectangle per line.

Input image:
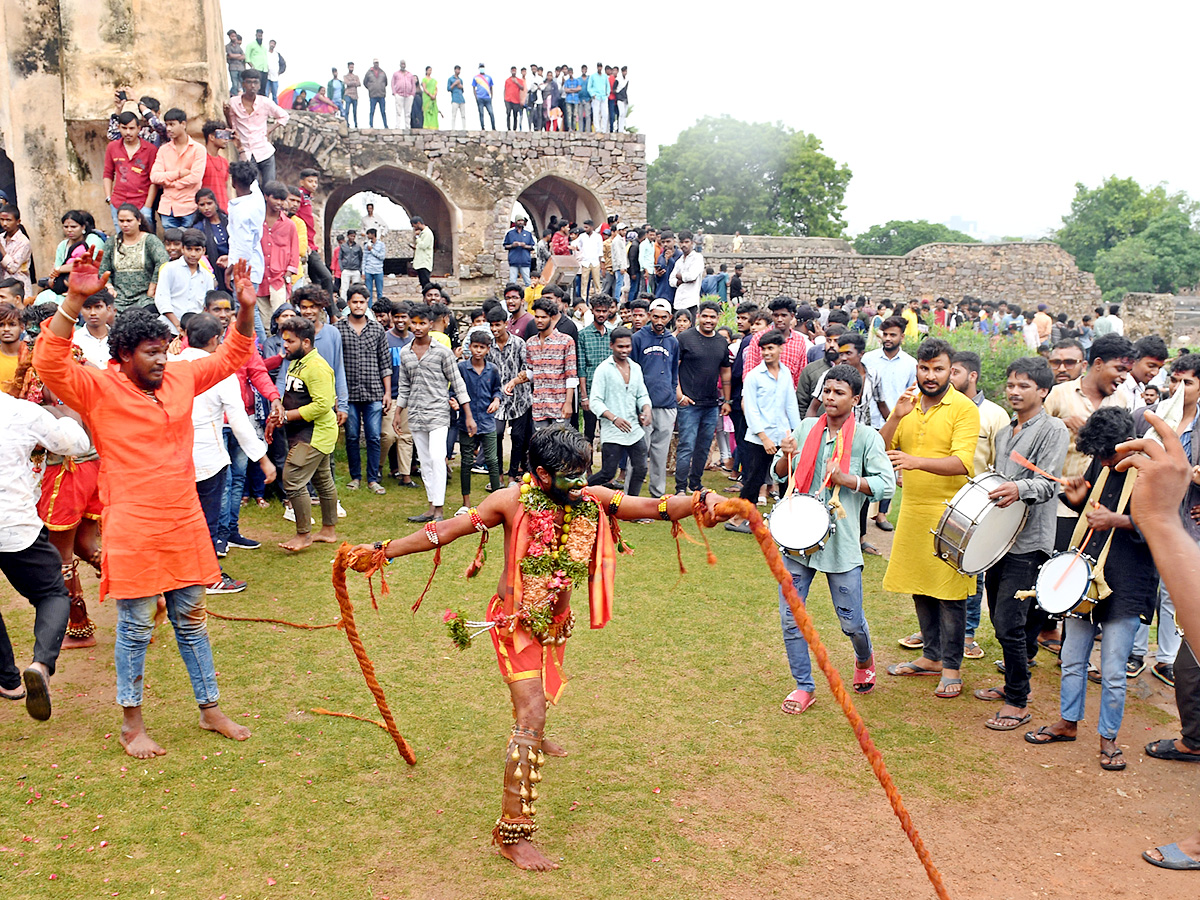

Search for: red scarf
xmin=793 ymin=414 xmax=855 ymax=493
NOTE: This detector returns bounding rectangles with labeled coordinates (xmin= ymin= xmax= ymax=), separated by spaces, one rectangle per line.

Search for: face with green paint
xmin=537 ymin=466 xmax=587 ymax=506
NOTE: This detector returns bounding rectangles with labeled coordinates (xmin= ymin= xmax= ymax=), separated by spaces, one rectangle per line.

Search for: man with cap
xmin=504 ymin=217 xmax=535 ymax=287
xmin=474 ymin=64 xmax=496 ymax=129
xmin=630 ymin=298 xmax=680 ymax=498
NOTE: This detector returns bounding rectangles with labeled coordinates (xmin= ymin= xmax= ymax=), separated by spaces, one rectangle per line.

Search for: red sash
xmin=793 ymin=415 xmax=855 ymax=493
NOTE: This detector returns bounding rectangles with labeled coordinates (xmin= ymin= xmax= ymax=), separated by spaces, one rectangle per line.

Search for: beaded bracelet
xmin=468 ymin=507 xmax=487 ymax=533
xmin=608 ymin=491 xmax=625 ymax=516
xmin=657 ymin=496 xmax=671 ymax=521
xmin=424 ymin=522 xmax=440 ymax=546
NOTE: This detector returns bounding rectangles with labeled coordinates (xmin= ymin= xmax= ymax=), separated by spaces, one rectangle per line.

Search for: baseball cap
xmin=649 ymin=299 xmax=672 ymax=314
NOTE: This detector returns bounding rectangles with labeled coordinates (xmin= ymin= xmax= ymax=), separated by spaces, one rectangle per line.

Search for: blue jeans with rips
xmin=345 ymin=400 xmax=383 ymax=484
xmin=779 ymin=558 xmax=872 ymax=693
xmin=674 ymin=404 xmax=720 ymax=493
xmin=115 ymin=584 xmax=218 ymax=707
xmin=1060 ymin=614 xmax=1140 ymax=740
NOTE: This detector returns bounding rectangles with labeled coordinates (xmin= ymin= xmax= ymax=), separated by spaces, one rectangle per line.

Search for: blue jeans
xmin=477 ymin=98 xmax=495 ymax=129
xmin=267 ymin=80 xmax=278 ymax=102
xmin=508 ymin=264 xmax=531 ymax=286
xmin=365 ymin=272 xmax=384 ymax=302
xmin=1060 ymin=615 xmax=1140 ymax=739
xmin=218 ymin=426 xmax=250 ymax=544
xmin=344 ymin=97 xmax=358 ymax=127
xmin=115 ymin=584 xmax=219 ymax=707
xmin=345 ymin=400 xmax=383 ymax=483
xmin=674 ymin=404 xmax=720 ymax=493
xmin=369 ymin=96 xmax=387 ymax=128
xmin=780 ymin=559 xmax=872 ymax=693
xmin=230 ymin=70 xmax=242 ymax=96
xmin=161 ymin=212 xmax=196 ymax=230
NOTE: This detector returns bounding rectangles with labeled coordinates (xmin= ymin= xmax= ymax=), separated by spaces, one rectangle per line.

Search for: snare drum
xmin=1034 ymin=550 xmax=1099 ymax=618
xmin=768 ymin=493 xmax=835 ymax=559
xmin=933 ymin=471 xmax=1029 ymax=575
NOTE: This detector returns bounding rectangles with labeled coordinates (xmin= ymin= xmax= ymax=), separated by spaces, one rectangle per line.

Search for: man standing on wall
xmin=226 ymin=30 xmax=246 ymax=97
xmin=343 ymin=62 xmax=361 ymax=127
xmin=391 ymin=61 xmax=419 ymax=131
xmin=474 ymin=65 xmax=496 ymax=130
xmin=364 ymin=59 xmax=389 ymax=129
xmin=447 ymin=66 xmax=467 ymax=130
xmin=223 ymin=71 xmax=289 ymax=185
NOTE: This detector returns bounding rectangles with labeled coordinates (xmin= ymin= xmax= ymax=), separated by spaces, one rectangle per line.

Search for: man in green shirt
xmin=772 ymin=365 xmax=895 ymax=713
xmin=244 ymin=29 xmax=269 ymax=94
xmin=277 ymin=316 xmax=339 ymax=551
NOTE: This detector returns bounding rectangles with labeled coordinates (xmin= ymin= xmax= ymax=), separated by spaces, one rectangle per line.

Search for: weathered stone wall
xmin=1120 ymin=292 xmax=1177 ymax=343
xmin=272 ymin=112 xmax=647 ymax=296
xmin=0 ymin=0 xmax=228 ymax=274
xmin=706 ymin=241 xmax=1102 ymax=317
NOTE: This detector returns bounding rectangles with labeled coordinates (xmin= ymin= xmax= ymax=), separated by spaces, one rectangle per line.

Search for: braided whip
xmin=330 ymin=543 xmax=417 ymax=765
xmin=693 ymin=495 xmax=952 ymax=900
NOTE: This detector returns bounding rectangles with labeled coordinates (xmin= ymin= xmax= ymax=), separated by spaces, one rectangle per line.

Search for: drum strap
xmin=1067 ymin=467 xmax=1137 ymax=599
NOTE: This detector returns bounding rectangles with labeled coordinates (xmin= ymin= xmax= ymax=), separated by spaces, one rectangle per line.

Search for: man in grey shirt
xmin=977 ymin=356 xmax=1069 ymax=732
xmin=393 ymin=303 xmax=473 ymax=523
xmin=339 ymin=230 xmax=363 ymax=298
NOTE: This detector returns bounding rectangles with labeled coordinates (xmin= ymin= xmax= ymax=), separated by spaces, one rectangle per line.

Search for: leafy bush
xmin=903 ymin=326 xmax=1034 ymax=413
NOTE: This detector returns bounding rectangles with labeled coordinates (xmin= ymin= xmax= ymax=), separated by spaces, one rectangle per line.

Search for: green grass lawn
xmin=0 ymin=464 xmax=1158 ymax=899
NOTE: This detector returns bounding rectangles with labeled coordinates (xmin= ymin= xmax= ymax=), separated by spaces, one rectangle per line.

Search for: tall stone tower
xmin=0 ymin=0 xmax=228 ymax=273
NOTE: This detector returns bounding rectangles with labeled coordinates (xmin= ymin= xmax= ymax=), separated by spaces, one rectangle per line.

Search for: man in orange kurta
xmin=34 ymin=253 xmax=259 ymax=759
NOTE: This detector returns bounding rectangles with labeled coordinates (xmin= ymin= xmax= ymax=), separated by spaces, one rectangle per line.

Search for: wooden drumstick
xmin=1008 ymin=450 xmax=1089 ymax=489
xmin=1053 ymin=501 xmax=1102 ymax=590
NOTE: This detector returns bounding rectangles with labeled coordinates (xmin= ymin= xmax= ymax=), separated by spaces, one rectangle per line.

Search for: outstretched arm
xmin=355 ymin=489 xmax=511 ymax=562
xmin=586 ymin=484 xmax=726 ymax=523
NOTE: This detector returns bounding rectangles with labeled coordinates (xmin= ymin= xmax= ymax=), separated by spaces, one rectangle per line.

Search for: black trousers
xmin=0 ymin=528 xmax=71 ymax=689
xmin=583 ymin=408 xmax=599 ymax=443
xmin=589 ymin=440 xmax=647 ymax=497
xmin=739 ymin=442 xmax=772 ymax=503
xmin=502 ymin=408 xmax=533 ymax=478
xmin=984 ymin=550 xmax=1045 ymax=707
xmin=1177 ymin=640 xmax=1200 ymax=751
xmin=415 ymin=268 xmax=431 ymax=291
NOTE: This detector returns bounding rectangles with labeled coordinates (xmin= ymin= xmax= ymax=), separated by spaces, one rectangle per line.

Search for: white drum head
xmin=769 ymin=495 xmax=831 ymax=551
xmin=959 ymin=500 xmax=1028 ymax=574
xmin=1036 ymin=553 xmax=1091 ymax=614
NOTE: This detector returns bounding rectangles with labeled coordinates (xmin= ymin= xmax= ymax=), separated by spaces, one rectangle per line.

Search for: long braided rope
xmin=327 ymin=543 xmax=416 ymax=765
xmin=693 ymin=496 xmax=952 ymax=900
xmin=207 ymin=610 xmax=343 ymax=630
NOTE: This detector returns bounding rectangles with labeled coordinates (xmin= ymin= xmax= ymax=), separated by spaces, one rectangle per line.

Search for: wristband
xmin=424 ymin=522 xmax=440 ymax=546
xmin=657 ymin=496 xmax=671 ymax=521
xmin=608 ymin=491 xmax=625 ymax=516
xmin=855 ymin=476 xmax=861 ymax=493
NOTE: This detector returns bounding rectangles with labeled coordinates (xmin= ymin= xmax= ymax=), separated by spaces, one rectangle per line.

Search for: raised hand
xmin=66 ymin=246 xmax=110 ymax=300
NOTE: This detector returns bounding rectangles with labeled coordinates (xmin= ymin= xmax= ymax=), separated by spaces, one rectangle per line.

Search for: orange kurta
xmin=33 ymin=327 xmax=253 ymax=600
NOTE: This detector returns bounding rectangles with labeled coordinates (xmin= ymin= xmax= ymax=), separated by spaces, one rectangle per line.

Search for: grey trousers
xmin=640 ymin=406 xmax=677 ymax=498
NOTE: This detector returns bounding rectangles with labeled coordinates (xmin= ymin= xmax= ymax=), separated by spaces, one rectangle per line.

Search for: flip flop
xmin=934 ymin=677 xmax=963 ymax=698
xmin=963 ymin=640 xmax=985 ymax=659
xmin=0 ymin=685 xmax=26 ymax=701
xmin=1100 ymin=747 xmax=1127 ymax=771
xmin=973 ymin=686 xmax=1006 ymax=702
xmin=22 ymin=666 xmax=51 ymax=721
xmin=1145 ymin=738 xmax=1200 ymax=762
xmin=1025 ymin=726 xmax=1076 ymax=745
xmin=1037 ymin=637 xmax=1063 ymax=655
xmin=781 ymin=689 xmax=815 ymax=715
xmin=886 ymin=661 xmax=941 ymax=676
xmin=853 ymin=663 xmax=876 ymax=695
xmin=1142 ymin=843 xmax=1200 ymax=870
xmin=985 ymin=712 xmax=1032 ymax=731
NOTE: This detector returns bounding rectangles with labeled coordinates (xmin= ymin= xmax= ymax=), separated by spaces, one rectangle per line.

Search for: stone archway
xmin=515 ymin=174 xmax=606 ymax=237
xmin=322 ymin=166 xmax=459 ymax=277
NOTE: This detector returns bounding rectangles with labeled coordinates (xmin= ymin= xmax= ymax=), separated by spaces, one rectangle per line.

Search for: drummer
xmin=1025 ymin=407 xmax=1158 ymax=772
xmin=773 ymin=365 xmax=895 ymax=713
xmin=970 ymin=357 xmax=1068 ymax=731
xmin=880 ymin=338 xmax=980 ymax=700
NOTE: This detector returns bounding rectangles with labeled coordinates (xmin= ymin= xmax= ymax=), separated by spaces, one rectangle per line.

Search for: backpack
xmin=277 ymin=54 xmax=287 ymax=75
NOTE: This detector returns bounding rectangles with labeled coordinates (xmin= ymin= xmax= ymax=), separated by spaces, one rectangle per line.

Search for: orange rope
xmin=331 ymin=543 xmax=417 ymax=765
xmin=695 ymin=497 xmax=952 ymax=900
xmin=206 ymin=610 xmax=343 ymax=630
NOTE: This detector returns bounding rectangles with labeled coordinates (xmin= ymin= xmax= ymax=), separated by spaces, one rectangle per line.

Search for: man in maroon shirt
xmin=295 ymin=168 xmax=335 ymax=298
xmin=103 ymin=111 xmax=159 ymax=230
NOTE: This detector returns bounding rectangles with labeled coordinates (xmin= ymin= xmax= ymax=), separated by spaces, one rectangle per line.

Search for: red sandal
xmin=853 ymin=661 xmax=876 ymax=695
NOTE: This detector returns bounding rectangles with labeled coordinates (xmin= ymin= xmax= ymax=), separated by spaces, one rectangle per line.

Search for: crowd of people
xmin=224 ymin=29 xmax=630 ymax=133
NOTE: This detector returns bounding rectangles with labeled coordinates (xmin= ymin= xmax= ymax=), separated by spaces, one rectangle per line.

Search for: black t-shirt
xmin=676 ymin=327 xmax=730 ymax=407
xmin=729 ymin=275 xmax=743 ymax=299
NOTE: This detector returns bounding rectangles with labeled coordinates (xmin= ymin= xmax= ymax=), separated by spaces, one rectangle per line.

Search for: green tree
xmin=852 ymin=220 xmax=978 ymax=256
xmin=647 ymin=116 xmax=851 ymax=237
xmin=1054 ymin=176 xmax=1170 ymax=272
xmin=1092 ymin=200 xmax=1200 ymax=301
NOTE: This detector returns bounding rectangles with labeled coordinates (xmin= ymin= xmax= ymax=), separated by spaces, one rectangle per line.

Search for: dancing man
xmin=351 ymin=425 xmax=725 ymax=871
xmin=773 ymin=364 xmax=894 ymax=712
xmin=881 ymin=338 xmax=980 ymax=700
xmin=34 ymin=251 xmax=257 ymax=758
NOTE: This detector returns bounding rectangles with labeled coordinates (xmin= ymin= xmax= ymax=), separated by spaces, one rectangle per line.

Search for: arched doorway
xmin=324 ymin=166 xmax=458 ymax=277
xmin=515 ymin=175 xmax=605 ymax=238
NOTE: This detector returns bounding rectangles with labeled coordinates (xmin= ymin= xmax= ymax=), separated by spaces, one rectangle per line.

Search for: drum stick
xmin=1053 ymin=502 xmax=1101 ymax=590
xmin=1008 ymin=450 xmax=1088 ymax=489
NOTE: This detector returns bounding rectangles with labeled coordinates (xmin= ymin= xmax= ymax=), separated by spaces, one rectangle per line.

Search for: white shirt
xmin=669 ymin=250 xmax=705 ymax=310
xmin=228 ymin=183 xmax=266 ymax=286
xmin=573 ymin=231 xmax=604 ymax=267
xmin=1022 ymin=322 xmax=1040 ymax=349
xmin=156 ymin=257 xmax=216 ymax=334
xmin=360 ymin=214 xmax=387 ymax=237
xmin=267 ymin=51 xmax=280 ymax=80
xmin=72 ymin=326 xmax=111 ymax=370
xmin=610 ymin=232 xmax=627 ymax=272
xmin=0 ymin=394 xmax=90 ymax=552
xmin=176 ymin=347 xmax=267 ymax=482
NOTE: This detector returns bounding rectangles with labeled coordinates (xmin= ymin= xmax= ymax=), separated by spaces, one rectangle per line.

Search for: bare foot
xmin=312 ymin=526 xmax=338 ymax=544
xmin=498 ymin=838 xmax=560 ymax=871
xmin=542 ymin=738 xmax=568 ymax=758
xmin=279 ymin=533 xmax=314 ymax=552
xmin=199 ymin=706 xmax=252 ymax=741
xmin=60 ymin=633 xmax=98 ymax=650
xmin=120 ymin=728 xmax=167 ymax=759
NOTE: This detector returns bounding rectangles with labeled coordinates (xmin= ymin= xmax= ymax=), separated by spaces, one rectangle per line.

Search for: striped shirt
xmin=488 ymin=334 xmax=531 ymax=419
xmin=525 ymin=329 xmax=577 ymax=421
xmin=395 ymin=340 xmax=470 ymax=432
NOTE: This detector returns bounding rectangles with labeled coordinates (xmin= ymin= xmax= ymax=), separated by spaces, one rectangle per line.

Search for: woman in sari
xmin=422 ymin=66 xmax=439 ymax=130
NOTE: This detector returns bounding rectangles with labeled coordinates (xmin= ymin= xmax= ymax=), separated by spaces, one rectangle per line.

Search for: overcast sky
xmin=221 ymin=0 xmax=1196 ymax=239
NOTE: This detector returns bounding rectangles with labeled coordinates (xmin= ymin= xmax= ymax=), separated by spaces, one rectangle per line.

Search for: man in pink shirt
xmin=222 ymin=71 xmax=289 ymax=185
xmin=257 ymin=181 xmax=299 ymax=328
xmin=150 ymin=109 xmax=207 ymax=229
xmin=391 ymin=61 xmax=419 ymax=131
